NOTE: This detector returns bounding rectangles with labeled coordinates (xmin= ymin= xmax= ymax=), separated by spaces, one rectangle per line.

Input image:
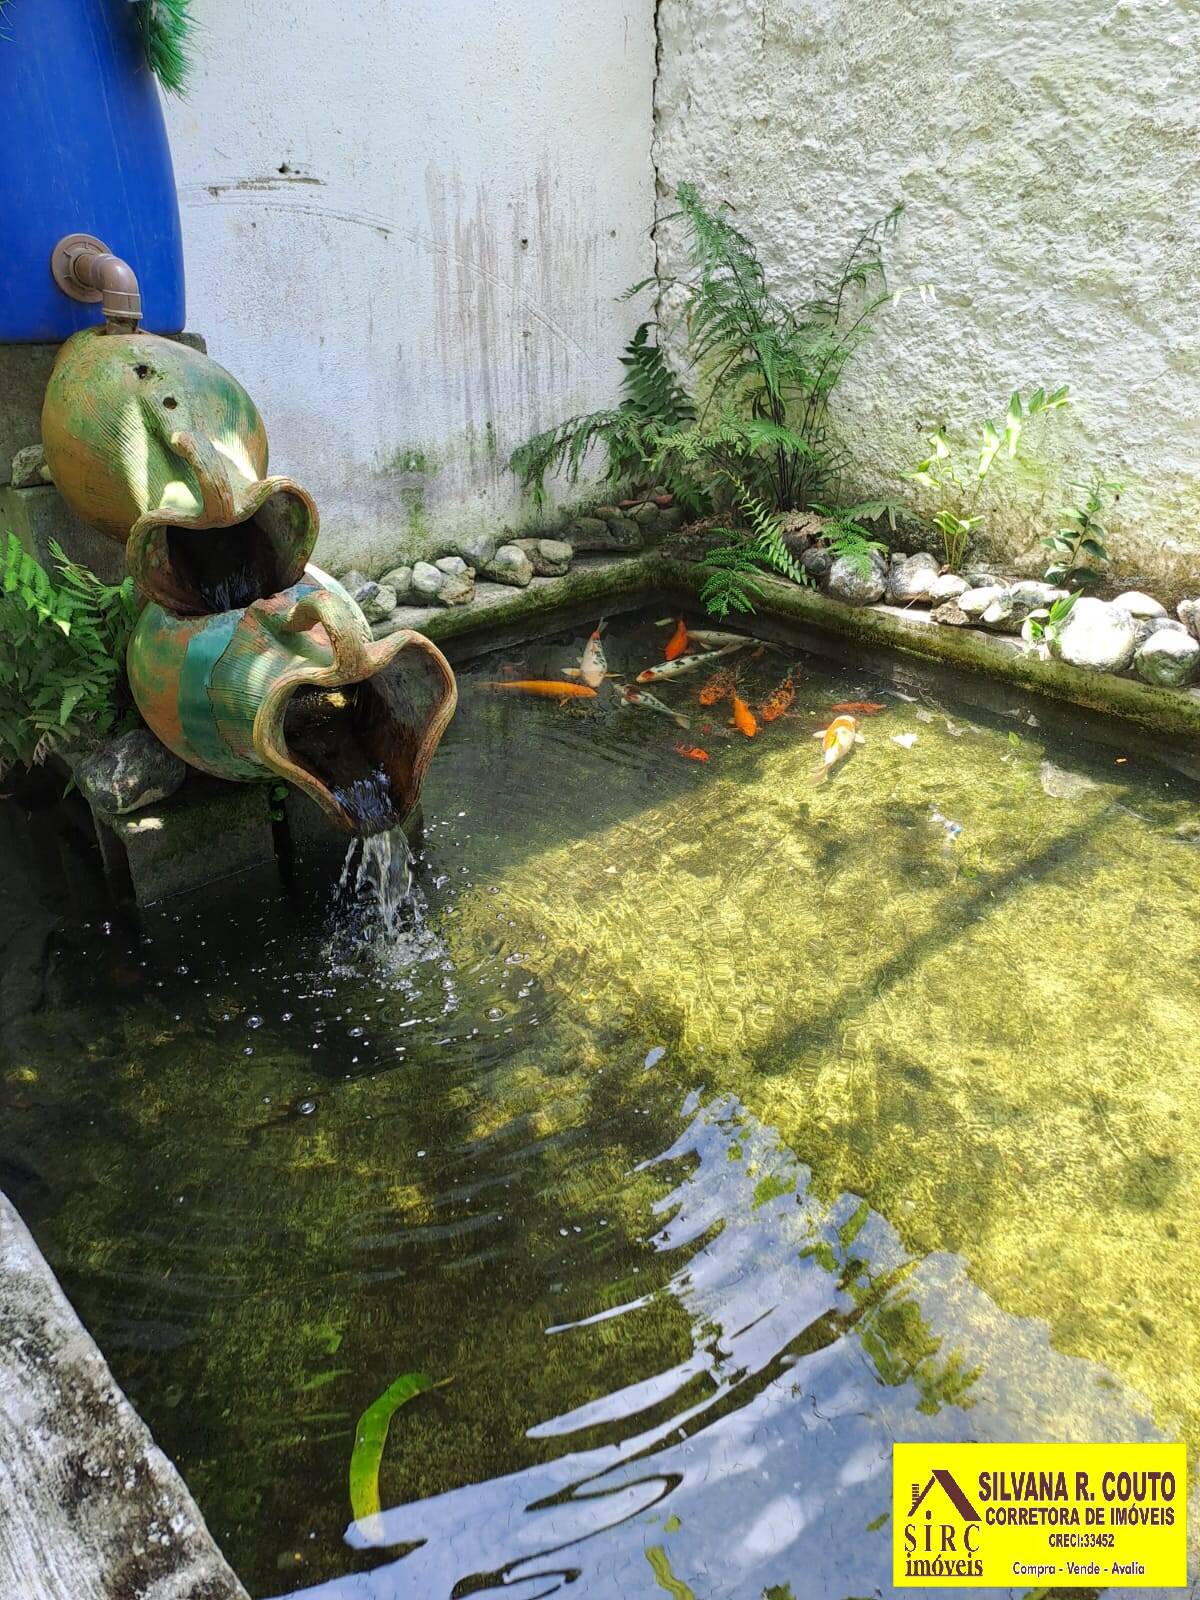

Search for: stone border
xmin=0 ymin=1193 xmax=249 ymax=1600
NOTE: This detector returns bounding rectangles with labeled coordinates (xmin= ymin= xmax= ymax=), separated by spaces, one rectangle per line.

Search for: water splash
xmin=328 ymin=827 xmax=446 ymax=984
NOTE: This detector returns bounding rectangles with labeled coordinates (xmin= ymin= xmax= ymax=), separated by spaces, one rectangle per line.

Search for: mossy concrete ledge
xmin=0 ymin=1192 xmax=249 ymax=1600
xmin=656 ymin=556 xmax=1200 ymax=745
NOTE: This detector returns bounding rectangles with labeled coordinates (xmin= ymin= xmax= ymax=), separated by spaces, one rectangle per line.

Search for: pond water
xmin=3 ymin=612 xmax=1199 ymax=1599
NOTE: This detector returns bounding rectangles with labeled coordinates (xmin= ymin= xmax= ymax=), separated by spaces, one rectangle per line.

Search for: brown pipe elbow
xmin=50 ymin=233 xmax=142 ymax=332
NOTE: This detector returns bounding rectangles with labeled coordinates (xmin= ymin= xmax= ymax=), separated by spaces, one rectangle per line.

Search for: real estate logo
xmin=893 ymin=1442 xmax=1187 ymax=1588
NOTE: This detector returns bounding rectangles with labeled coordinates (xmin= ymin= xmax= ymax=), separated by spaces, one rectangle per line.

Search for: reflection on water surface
xmin=2 ymin=613 xmax=1196 ymax=1598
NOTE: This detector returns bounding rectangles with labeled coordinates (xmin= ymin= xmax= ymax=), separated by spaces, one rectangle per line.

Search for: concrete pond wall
xmin=653 ymin=0 xmax=1200 ymax=596
xmin=164 ymin=0 xmax=657 ymax=576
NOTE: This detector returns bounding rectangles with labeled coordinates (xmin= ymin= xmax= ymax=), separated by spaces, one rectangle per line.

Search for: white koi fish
xmin=810 ymin=714 xmax=863 ymax=784
xmin=616 ymin=684 xmax=691 ymax=729
xmin=687 ymin=630 xmax=754 ymax=650
xmin=579 ymin=623 xmax=608 ymax=688
xmin=636 ymin=644 xmax=741 ymax=683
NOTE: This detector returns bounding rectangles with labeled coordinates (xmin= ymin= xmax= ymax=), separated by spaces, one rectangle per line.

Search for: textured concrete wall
xmin=164 ymin=0 xmax=655 ymax=576
xmin=654 ymin=0 xmax=1200 ymax=594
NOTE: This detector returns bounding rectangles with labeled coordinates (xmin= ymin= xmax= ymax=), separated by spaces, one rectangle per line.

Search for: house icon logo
xmin=908 ymin=1469 xmax=981 ymax=1522
xmin=901 ymin=1467 xmax=985 ymax=1580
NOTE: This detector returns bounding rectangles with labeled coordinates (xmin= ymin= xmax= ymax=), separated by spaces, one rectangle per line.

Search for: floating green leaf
xmin=349 ymin=1370 xmax=449 ymax=1524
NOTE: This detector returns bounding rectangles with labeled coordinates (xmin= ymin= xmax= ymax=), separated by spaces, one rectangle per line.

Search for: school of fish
xmin=481 ymin=617 xmax=883 ymax=781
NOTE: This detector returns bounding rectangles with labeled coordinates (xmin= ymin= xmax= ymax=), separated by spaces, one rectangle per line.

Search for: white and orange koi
xmin=615 ymin=684 xmax=691 ymax=729
xmin=636 ymin=644 xmax=740 ymax=683
xmin=579 ymin=623 xmax=608 ymax=687
xmin=810 ymin=714 xmax=863 ymax=784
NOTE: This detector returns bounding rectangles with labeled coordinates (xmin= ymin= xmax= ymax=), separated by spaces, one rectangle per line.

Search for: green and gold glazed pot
xmin=127 ymin=567 xmax=458 ymax=834
xmin=41 ymin=327 xmax=316 ymax=612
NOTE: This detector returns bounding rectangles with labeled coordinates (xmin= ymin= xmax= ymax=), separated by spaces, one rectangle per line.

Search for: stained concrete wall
xmin=654 ymin=0 xmax=1200 ymax=594
xmin=164 ymin=0 xmax=655 ymax=577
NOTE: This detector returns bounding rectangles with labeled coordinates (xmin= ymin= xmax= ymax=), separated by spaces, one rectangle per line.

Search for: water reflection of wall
xmin=279 ymin=1091 xmax=1170 ymax=1600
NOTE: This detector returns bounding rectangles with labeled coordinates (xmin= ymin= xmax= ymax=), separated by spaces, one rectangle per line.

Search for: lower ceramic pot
xmin=127 ymin=567 xmax=457 ymax=834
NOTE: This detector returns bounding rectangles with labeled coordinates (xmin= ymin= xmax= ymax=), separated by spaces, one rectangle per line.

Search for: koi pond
xmin=3 ymin=612 xmax=1199 ymax=1598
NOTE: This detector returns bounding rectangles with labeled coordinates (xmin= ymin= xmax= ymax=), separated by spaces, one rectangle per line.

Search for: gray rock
xmin=931 ymin=600 xmax=970 ymax=627
xmin=800 ymin=546 xmax=833 ymax=582
xmin=958 ymin=584 xmax=1007 ymax=618
xmin=435 ymin=554 xmax=473 ymax=578
xmin=10 ymin=442 xmax=50 ymax=489
xmin=1133 ymin=616 xmax=1187 ymax=647
xmin=631 ymin=501 xmax=661 ymax=527
xmin=482 ymin=543 xmax=534 ymax=587
xmin=887 ymin=551 xmax=941 ymax=604
xmin=1113 ymin=589 xmax=1166 ymax=619
xmin=592 ymin=505 xmax=626 ymax=524
xmin=928 ymin=572 xmax=969 ymax=603
xmin=1009 ymin=580 xmax=1067 ymax=612
xmin=348 ymin=579 xmax=396 ymax=622
xmin=657 ymin=504 xmax=686 ymax=531
xmin=1134 ymin=628 xmax=1200 ymax=687
xmin=339 ymin=568 xmax=369 ymax=593
xmin=514 ymin=537 xmax=572 ymax=576
xmin=435 ymin=571 xmax=475 ymax=606
xmin=359 ymin=583 xmax=397 ymax=623
xmin=827 ymin=552 xmax=886 ymax=606
xmin=565 ymin=514 xmax=642 ymax=552
xmin=980 ymin=593 xmax=1018 ymax=630
xmin=458 ymin=530 xmax=498 ymax=570
xmin=1049 ymin=596 xmax=1137 ymax=672
xmin=75 ymin=728 xmax=186 ymax=817
xmin=377 ymin=565 xmax=413 ymax=603
xmin=1177 ymin=599 xmax=1200 ymax=642
xmin=964 ymin=569 xmax=1000 ymax=588
xmin=410 ymin=560 xmax=444 ymax=602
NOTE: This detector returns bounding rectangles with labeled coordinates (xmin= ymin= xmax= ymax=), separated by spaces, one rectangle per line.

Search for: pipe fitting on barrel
xmin=51 ymin=232 xmax=142 ymax=332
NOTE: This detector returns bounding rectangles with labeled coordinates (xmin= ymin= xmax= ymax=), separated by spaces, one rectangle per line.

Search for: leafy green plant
xmin=509 ymin=322 xmax=696 ymax=508
xmin=1023 ymin=590 xmax=1079 ymax=645
xmin=905 ymin=387 xmax=1070 ymax=570
xmin=1042 ymin=471 xmax=1122 ymax=589
xmin=0 ymin=534 xmax=140 ymax=777
xmin=135 ymin=0 xmax=194 ymax=95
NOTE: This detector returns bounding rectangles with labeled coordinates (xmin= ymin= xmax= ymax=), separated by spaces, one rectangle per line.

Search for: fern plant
xmin=649 ymin=183 xmax=901 ymax=512
xmin=0 ymin=535 xmax=141 ymax=777
xmin=905 ymin=386 xmax=1070 ymax=570
xmin=697 ymin=481 xmax=885 ymax=618
xmin=509 ymin=321 xmax=697 ymax=508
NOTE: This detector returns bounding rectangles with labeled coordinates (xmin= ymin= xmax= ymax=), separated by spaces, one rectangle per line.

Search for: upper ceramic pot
xmin=42 ymin=328 xmax=316 ymax=613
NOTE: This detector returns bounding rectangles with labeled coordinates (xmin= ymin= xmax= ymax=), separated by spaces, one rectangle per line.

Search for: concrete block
xmin=95 ymin=778 xmax=277 ymax=906
xmin=0 ymin=482 xmax=126 ymax=584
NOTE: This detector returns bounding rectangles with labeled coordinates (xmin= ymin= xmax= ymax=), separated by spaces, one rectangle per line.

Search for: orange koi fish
xmin=730 ymin=694 xmax=758 ymax=738
xmin=665 ymin=618 xmax=690 ymax=660
xmin=760 ymin=675 xmax=795 ymax=723
xmin=810 ymin=714 xmax=863 ymax=783
xmin=829 ymin=701 xmax=885 ymax=716
xmin=481 ymin=680 xmax=597 ymax=699
xmin=674 ymin=743 xmax=710 ymax=762
xmin=698 ymin=668 xmax=737 ymax=707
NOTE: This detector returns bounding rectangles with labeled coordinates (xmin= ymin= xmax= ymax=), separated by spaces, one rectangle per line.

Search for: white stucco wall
xmin=164 ymin=0 xmax=655 ymax=575
xmin=654 ymin=0 xmax=1200 ymax=594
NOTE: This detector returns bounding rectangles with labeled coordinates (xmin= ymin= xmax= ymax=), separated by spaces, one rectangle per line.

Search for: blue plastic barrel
xmin=0 ymin=0 xmax=185 ymax=341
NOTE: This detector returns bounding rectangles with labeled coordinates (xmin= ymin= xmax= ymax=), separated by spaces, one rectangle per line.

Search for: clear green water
xmin=3 ymin=612 xmax=1199 ymax=1599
